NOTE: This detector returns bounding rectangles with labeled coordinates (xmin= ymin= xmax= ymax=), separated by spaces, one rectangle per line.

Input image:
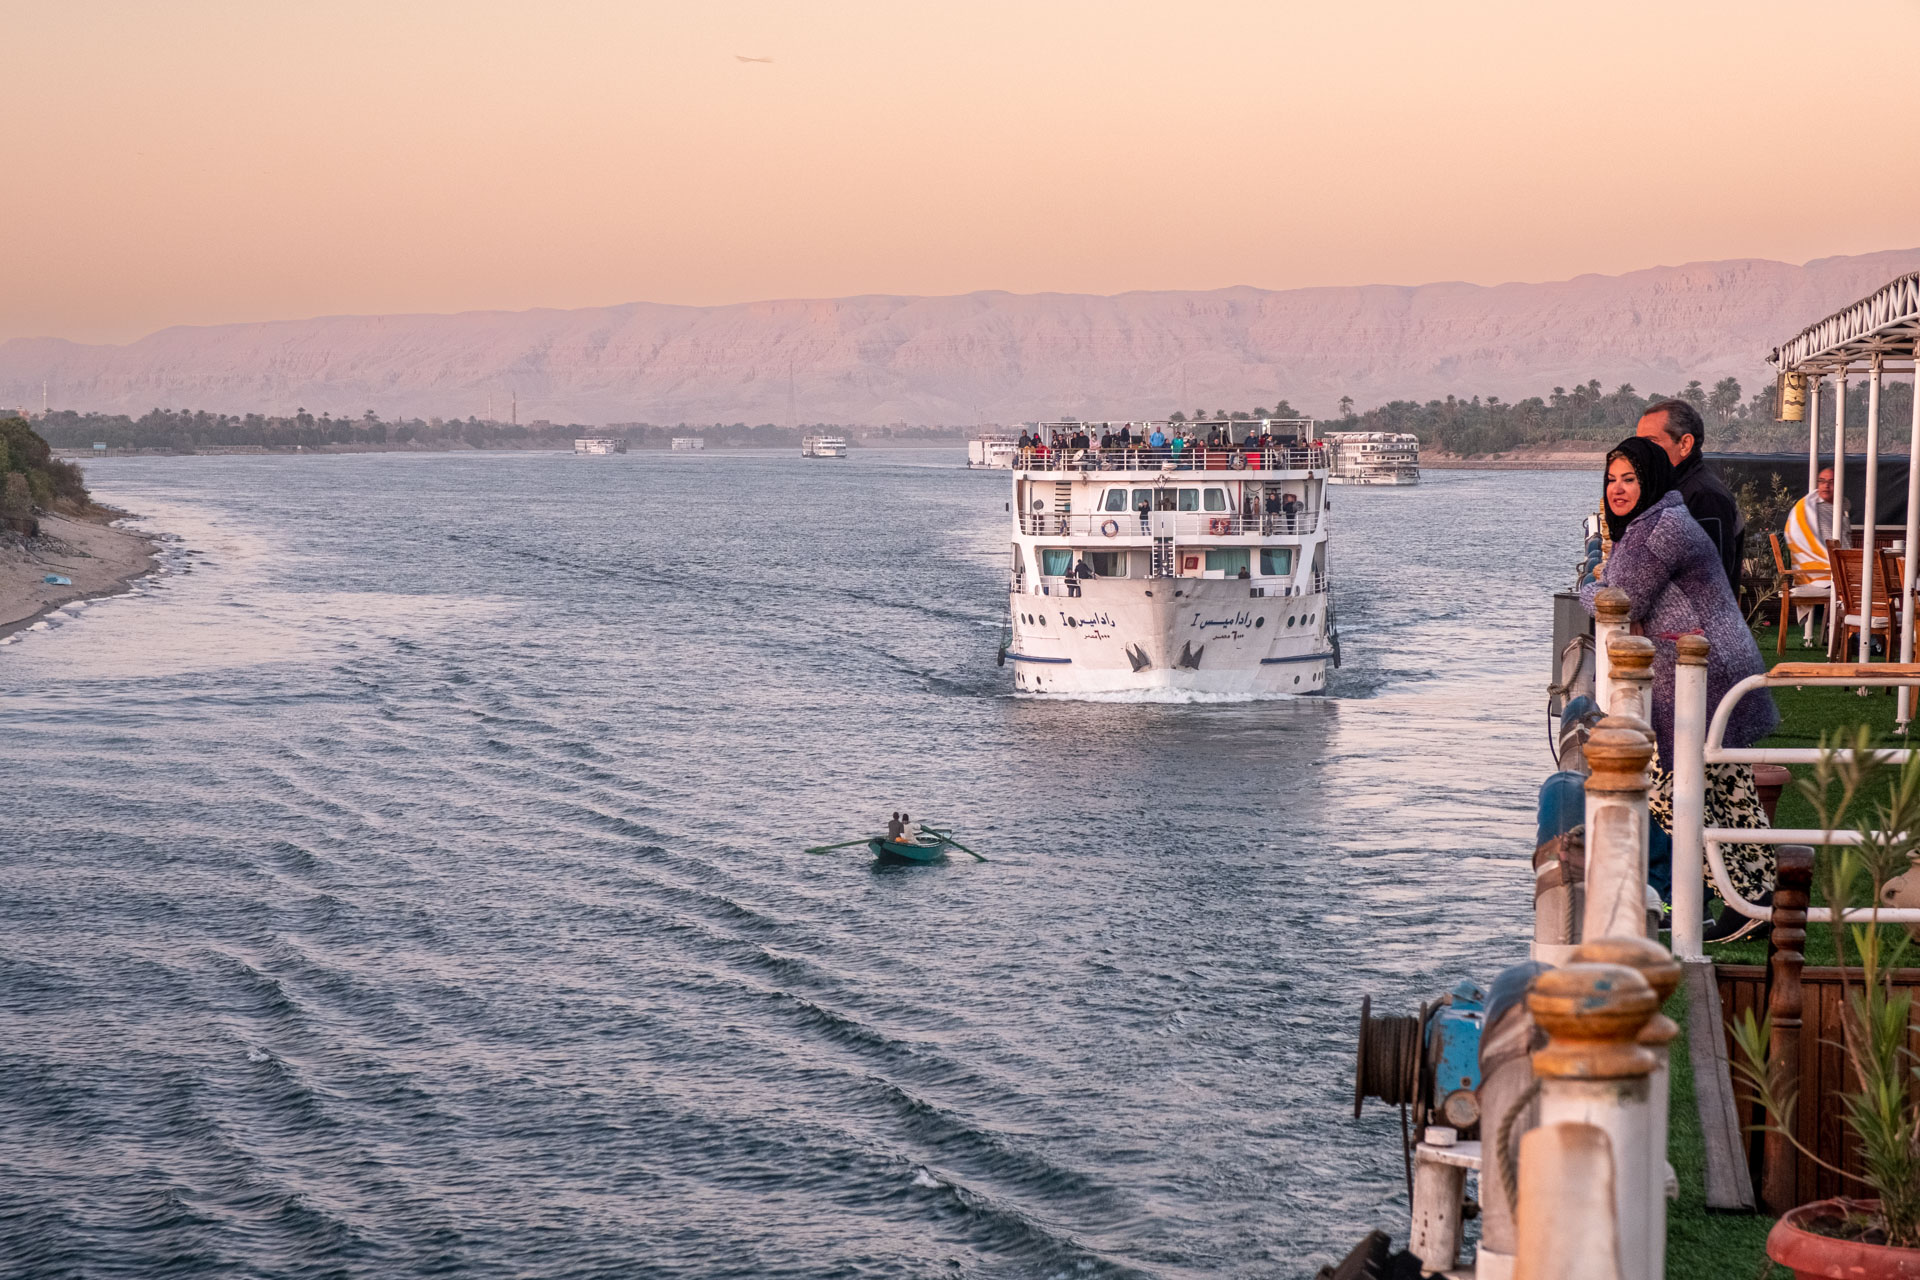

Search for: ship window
xmin=1260 ymin=548 xmax=1294 ymax=576
xmin=1132 ymin=488 xmax=1154 ymax=511
xmin=1205 ymin=548 xmax=1249 ymax=575
xmin=1177 ymin=488 xmax=1200 ymax=511
xmin=1041 ymin=548 xmax=1073 ymax=576
xmin=1103 ymin=489 xmax=1129 ymax=512
xmin=1156 ymin=490 xmax=1177 ymax=511
xmin=1203 ymin=488 xmax=1228 ymax=511
xmin=1087 ymin=550 xmax=1127 ymax=577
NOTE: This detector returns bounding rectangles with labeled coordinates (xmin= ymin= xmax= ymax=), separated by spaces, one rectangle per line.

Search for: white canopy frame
xmin=1768 ymin=272 xmax=1920 ymax=728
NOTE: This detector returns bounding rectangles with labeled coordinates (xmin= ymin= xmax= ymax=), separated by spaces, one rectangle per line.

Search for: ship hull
xmin=1005 ymin=580 xmax=1332 ymax=697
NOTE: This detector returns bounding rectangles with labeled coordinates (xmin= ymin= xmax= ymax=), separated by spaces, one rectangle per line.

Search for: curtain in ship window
xmin=1103 ymin=489 xmax=1129 ymax=512
xmin=1203 ymin=489 xmax=1229 ymax=511
xmin=1042 ymin=549 xmax=1074 ymax=576
xmin=1177 ymin=489 xmax=1200 ymax=512
xmin=1260 ymin=547 xmax=1294 ymax=576
xmin=1205 ymin=548 xmax=1249 ymax=575
xmin=1088 ymin=550 xmax=1127 ymax=577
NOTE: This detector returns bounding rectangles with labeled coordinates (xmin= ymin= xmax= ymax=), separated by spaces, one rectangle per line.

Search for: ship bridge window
xmin=1203 ymin=488 xmax=1228 ymax=511
xmin=1102 ymin=488 xmax=1129 ymax=512
xmin=1087 ymin=550 xmax=1128 ymax=577
xmin=1041 ymin=548 xmax=1073 ymax=577
xmin=1261 ymin=547 xmax=1294 ymax=576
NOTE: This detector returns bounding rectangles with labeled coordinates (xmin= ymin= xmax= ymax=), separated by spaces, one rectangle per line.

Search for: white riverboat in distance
xmin=801 ymin=434 xmax=849 ymax=458
xmin=967 ymin=436 xmax=1020 ymax=468
xmin=1324 ymin=431 xmax=1419 ymax=485
xmin=1000 ymin=418 xmax=1337 ymax=697
xmin=574 ymin=437 xmax=628 ymax=455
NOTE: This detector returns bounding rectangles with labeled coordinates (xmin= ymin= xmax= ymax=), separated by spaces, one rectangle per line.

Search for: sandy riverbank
xmin=0 ymin=510 xmax=158 ymax=640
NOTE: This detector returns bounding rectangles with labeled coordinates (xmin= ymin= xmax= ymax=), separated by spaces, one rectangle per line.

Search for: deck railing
xmin=1013 ymin=570 xmax=1328 ymax=596
xmin=1014 ymin=445 xmax=1327 ymax=473
xmin=1017 ymin=511 xmax=1322 ymax=538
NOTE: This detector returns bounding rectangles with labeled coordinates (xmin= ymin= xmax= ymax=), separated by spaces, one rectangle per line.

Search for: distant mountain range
xmin=6 ymin=249 xmax=1917 ymax=426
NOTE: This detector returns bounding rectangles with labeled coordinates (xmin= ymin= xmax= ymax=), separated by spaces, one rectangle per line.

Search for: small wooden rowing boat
xmin=867 ymin=835 xmax=951 ymax=864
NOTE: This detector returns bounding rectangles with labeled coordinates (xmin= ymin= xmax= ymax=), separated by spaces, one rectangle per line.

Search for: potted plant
xmin=1734 ymin=728 xmax=1920 ymax=1278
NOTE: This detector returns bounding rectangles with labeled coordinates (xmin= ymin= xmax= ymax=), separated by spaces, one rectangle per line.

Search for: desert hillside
xmin=5 ymin=249 xmax=1915 ymax=425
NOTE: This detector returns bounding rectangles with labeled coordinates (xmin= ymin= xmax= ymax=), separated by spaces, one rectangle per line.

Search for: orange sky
xmin=8 ymin=0 xmax=1920 ymax=344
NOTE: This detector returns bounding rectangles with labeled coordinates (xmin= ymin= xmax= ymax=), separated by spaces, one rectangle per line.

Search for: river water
xmin=0 ymin=451 xmax=1588 ymax=1279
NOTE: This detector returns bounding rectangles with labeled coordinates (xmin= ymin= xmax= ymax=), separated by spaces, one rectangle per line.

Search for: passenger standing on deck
xmin=1281 ymin=492 xmax=1301 ymax=533
xmin=1636 ymin=399 xmax=1745 ymax=592
xmin=1580 ymin=437 xmax=1779 ymax=940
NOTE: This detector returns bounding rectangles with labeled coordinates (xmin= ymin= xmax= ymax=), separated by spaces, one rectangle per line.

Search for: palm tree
xmin=1709 ymin=376 xmax=1742 ymax=424
xmin=1339 ymin=395 xmax=1354 ymax=417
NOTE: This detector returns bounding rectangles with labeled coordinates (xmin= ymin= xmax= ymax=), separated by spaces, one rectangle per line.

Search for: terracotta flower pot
xmin=1768 ymin=1198 xmax=1920 ymax=1279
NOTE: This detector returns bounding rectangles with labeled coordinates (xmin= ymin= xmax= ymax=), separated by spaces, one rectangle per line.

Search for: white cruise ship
xmin=1324 ymin=431 xmax=1419 ymax=484
xmin=1001 ymin=420 xmax=1337 ymax=696
xmin=573 ymin=437 xmax=627 ymax=455
xmin=801 ymin=434 xmax=848 ymax=458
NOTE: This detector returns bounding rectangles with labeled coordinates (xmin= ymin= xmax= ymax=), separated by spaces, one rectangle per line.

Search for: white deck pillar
xmin=1902 ymin=360 xmax=1920 ymax=727
xmin=1592 ymin=587 xmax=1630 ymax=716
xmin=1669 ymin=637 xmax=1710 ymax=961
xmin=1572 ymin=937 xmax=1681 ymax=1280
xmin=1831 ymin=371 xmax=1849 ymax=650
xmin=1519 ymin=963 xmax=1659 ymax=1280
xmin=1605 ymin=635 xmax=1655 ymax=727
xmin=1860 ymin=359 xmax=1884 ymax=662
xmin=1582 ymin=717 xmax=1655 ymax=942
xmin=1808 ymin=374 xmax=1821 ymax=501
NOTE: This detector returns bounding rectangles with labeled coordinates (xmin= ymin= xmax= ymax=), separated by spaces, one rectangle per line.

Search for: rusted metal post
xmin=1593 ymin=587 xmax=1631 ymax=715
xmin=1583 ymin=717 xmax=1656 ymax=942
xmin=1671 ymin=636 xmax=1710 ymax=960
xmin=1410 ymin=1141 xmax=1470 ymax=1272
xmin=1573 ymin=937 xmax=1681 ymax=1280
xmin=1605 ymin=634 xmax=1656 ymax=731
xmin=1761 ymin=845 xmax=1813 ymax=1214
xmin=1519 ymin=963 xmax=1658 ymax=1280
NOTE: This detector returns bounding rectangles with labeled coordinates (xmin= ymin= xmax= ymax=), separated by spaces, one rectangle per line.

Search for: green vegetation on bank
xmin=1200 ymin=377 xmax=1915 ymax=459
xmin=30 ymin=409 xmax=967 ymax=454
xmin=0 ymin=416 xmax=88 ymax=532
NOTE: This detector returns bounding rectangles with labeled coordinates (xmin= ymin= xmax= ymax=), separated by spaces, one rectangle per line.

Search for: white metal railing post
xmin=1605 ymin=635 xmax=1655 ymax=727
xmin=1571 ymin=937 xmax=1681 ymax=1280
xmin=1902 ymin=350 xmax=1920 ymax=728
xmin=1670 ymin=636 xmax=1710 ymax=960
xmin=1592 ymin=587 xmax=1630 ymax=715
xmin=1582 ymin=716 xmax=1655 ymax=941
xmin=1518 ymin=963 xmax=1658 ymax=1280
xmin=1860 ymin=357 xmax=1884 ymax=662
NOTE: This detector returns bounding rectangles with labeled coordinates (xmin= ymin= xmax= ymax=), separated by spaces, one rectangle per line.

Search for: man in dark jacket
xmin=1636 ymin=399 xmax=1744 ymax=591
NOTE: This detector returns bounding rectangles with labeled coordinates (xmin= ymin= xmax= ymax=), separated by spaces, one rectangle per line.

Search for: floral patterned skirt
xmin=1648 ymin=762 xmax=1774 ymax=901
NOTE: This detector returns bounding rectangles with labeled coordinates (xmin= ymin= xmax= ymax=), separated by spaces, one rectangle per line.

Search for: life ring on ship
xmin=1206 ymin=516 xmax=1231 ymax=535
xmin=1100 ymin=519 xmax=1120 ymax=538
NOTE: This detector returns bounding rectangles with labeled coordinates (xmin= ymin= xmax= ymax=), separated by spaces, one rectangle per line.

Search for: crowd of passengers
xmin=1014 ymin=422 xmax=1307 ymax=468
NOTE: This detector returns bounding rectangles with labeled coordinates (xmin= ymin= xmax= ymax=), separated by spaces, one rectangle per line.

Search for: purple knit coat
xmin=1580 ymin=490 xmax=1778 ymax=769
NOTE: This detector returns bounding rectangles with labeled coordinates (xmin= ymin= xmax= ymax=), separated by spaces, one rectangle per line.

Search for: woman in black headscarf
xmin=1581 ymin=435 xmax=1778 ymax=940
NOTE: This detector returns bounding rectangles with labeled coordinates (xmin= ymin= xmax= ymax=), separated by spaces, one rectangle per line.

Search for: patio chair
xmin=1827 ymin=545 xmax=1896 ymax=660
xmin=1770 ymin=532 xmax=1830 ymax=654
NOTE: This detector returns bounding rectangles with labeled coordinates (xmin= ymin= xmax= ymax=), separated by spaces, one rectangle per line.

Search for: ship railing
xmin=1017 ymin=511 xmax=1322 ymax=538
xmin=1021 ymin=570 xmax=1329 ymax=596
xmin=1013 ymin=445 xmax=1328 ymax=473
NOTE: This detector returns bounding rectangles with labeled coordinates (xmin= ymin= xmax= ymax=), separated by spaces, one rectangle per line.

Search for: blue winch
xmin=1353 ymin=978 xmax=1487 ymax=1136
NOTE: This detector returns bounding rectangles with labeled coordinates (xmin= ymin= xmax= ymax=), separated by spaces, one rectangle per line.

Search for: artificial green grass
xmin=1664 ymin=985 xmax=1778 ymax=1278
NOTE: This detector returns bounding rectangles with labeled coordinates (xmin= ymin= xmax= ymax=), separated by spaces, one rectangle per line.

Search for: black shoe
xmin=1703 ymin=895 xmax=1772 ymax=944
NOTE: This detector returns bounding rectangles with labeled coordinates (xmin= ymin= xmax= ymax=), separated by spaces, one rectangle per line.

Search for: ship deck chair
xmin=1770 ymin=531 xmax=1830 ymax=654
xmin=1828 ymin=544 xmax=1896 ymax=660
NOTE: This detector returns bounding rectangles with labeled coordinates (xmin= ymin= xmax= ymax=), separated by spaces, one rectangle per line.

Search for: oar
xmin=921 ymin=827 xmax=986 ymax=862
xmin=806 ymin=837 xmax=876 ymax=855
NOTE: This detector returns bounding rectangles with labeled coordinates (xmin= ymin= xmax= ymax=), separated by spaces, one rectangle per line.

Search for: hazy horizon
xmin=9 ymin=0 xmax=1920 ymax=345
